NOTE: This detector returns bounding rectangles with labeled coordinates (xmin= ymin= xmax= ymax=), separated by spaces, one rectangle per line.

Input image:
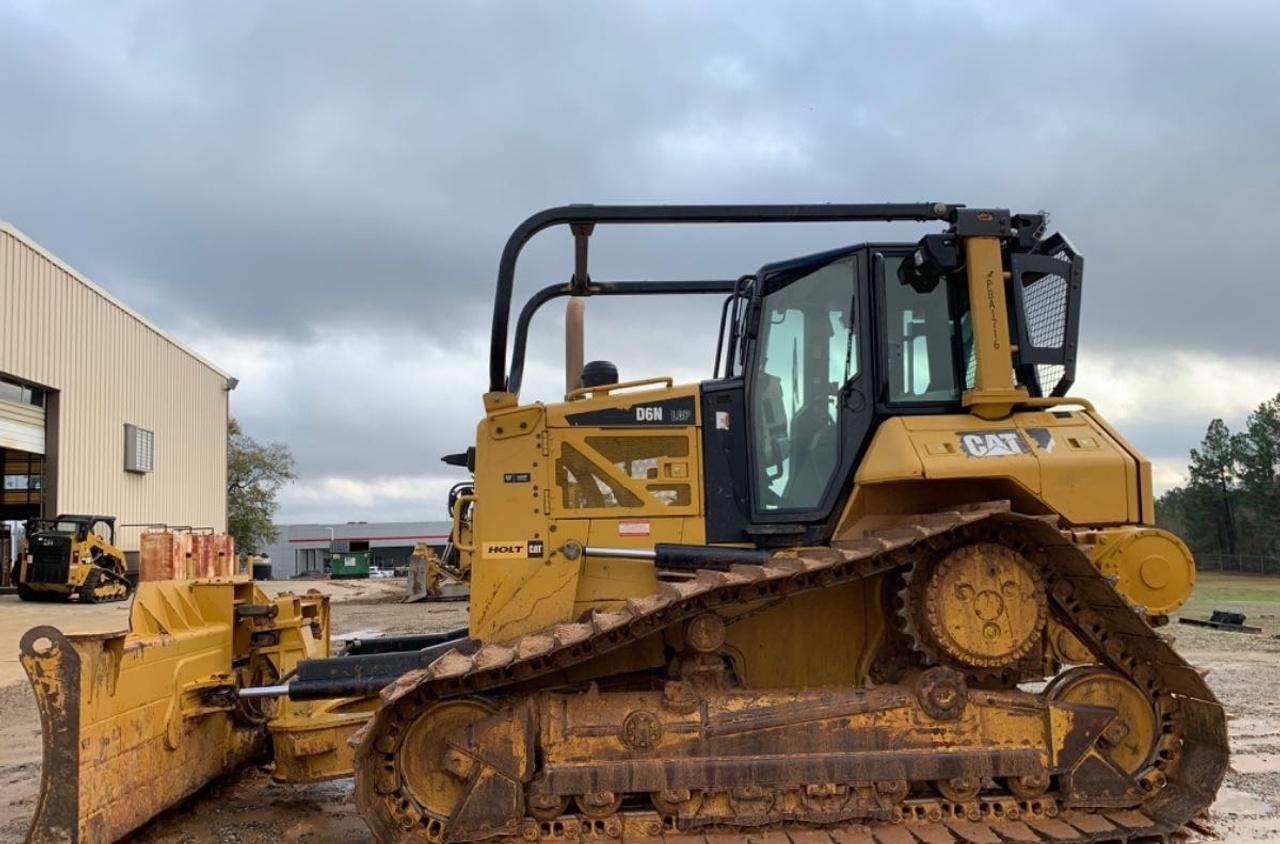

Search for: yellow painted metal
xmin=919 ymin=543 xmax=1046 ymax=668
xmin=565 ymin=376 xmax=676 ymax=402
xmin=508 ymin=682 xmax=1091 ymax=826
xmin=1083 ymin=406 xmax=1156 ymax=525
xmin=1013 ymin=397 xmax=1152 ymax=524
xmin=841 ymin=408 xmax=1141 ymax=533
xmin=468 ymin=381 xmax=705 ymax=643
xmin=572 ymin=543 xmax=662 ymax=613
xmin=960 ymin=235 xmax=1029 ymax=418
xmin=16 ymin=522 xmax=129 ymax=600
xmin=22 ymin=218 xmax=1222 ymax=843
xmin=1073 ymin=526 xmax=1197 ymax=615
xmin=269 ymin=696 xmax=380 ymax=784
xmin=723 ymin=576 xmax=885 ymax=687
xmin=464 ymin=347 xmax=1158 ymax=687
xmin=398 ymin=700 xmax=498 ymax=817
xmin=470 ymin=554 xmax=581 ymax=642
xmin=377 ymin=678 xmax=1097 ymax=834
xmin=405 ymin=542 xmax=469 ymax=602
xmin=1049 ymin=667 xmax=1158 ymax=775
xmin=19 ymin=578 xmax=348 ymax=843
xmin=1047 ymin=619 xmax=1094 ymax=665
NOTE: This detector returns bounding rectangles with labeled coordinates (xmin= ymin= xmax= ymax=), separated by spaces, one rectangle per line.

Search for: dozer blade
xmin=20 ymin=578 xmax=335 ymax=844
xmin=404 ymin=549 xmax=433 ymax=603
xmin=404 ymin=542 xmax=469 ymax=603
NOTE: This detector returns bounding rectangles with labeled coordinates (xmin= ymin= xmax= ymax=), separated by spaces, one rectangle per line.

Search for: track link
xmin=352 ymin=504 xmax=1228 ymax=844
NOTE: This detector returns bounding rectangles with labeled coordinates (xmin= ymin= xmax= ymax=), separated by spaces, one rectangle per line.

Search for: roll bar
xmin=507 ymin=278 xmax=740 ymax=396
xmin=489 ymin=203 xmax=961 ymax=393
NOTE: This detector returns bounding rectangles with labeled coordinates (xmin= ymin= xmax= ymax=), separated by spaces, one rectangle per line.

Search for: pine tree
xmin=1235 ymin=395 xmax=1280 ymax=555
xmin=1183 ymin=419 xmax=1241 ymax=555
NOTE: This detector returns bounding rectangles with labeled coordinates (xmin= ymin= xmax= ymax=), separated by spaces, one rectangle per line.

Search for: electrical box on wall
xmin=124 ymin=423 xmax=154 ymax=473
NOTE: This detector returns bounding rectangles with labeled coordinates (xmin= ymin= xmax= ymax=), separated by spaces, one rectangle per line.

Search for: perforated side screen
xmin=1021 ymin=264 xmax=1068 ymax=393
xmin=1008 ymin=235 xmax=1083 ymax=397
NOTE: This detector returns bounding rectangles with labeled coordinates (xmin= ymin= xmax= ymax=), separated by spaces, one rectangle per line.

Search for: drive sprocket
xmin=900 ymin=540 xmax=1048 ymax=670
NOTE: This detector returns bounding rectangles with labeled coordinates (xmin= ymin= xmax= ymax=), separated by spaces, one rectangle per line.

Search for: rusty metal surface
xmin=269 ymin=695 xmax=381 ymax=784
xmin=20 ymin=600 xmax=262 ymax=842
xmin=351 ymin=507 xmax=1228 ymax=844
xmin=20 ymin=579 xmax=344 ymax=844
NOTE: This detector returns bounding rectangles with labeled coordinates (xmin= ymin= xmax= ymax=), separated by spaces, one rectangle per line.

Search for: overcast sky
xmin=2 ymin=1 xmax=1278 ymax=524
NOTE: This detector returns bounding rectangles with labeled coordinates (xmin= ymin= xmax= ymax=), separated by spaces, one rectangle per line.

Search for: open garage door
xmin=0 ymin=397 xmax=45 ymax=454
xmin=2 ymin=447 xmax=44 ymax=519
xmin=1 ymin=395 xmax=46 ymax=520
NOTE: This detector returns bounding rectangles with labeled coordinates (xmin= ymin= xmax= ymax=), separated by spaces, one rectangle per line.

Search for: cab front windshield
xmin=749 ymin=255 xmax=857 ymax=511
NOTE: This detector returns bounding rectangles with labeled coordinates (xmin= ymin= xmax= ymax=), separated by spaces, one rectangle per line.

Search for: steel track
xmin=352 ymin=504 xmax=1228 ymax=844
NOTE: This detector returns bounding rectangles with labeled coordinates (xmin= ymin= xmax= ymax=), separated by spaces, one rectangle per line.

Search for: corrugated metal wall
xmin=0 ymin=223 xmax=228 ymax=552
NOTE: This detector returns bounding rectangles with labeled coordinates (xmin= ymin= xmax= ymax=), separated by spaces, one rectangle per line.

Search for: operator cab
xmin=481 ymin=204 xmax=1081 ymax=547
xmin=700 ymin=224 xmax=1079 ymax=545
xmin=27 ymin=514 xmax=116 ymax=545
xmin=703 ymin=243 xmax=977 ymax=542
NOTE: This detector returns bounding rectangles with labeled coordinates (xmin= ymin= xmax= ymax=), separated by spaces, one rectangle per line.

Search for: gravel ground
xmin=1173 ymin=618 xmax=1280 ymax=841
xmin=1 ymin=574 xmax=1278 ymax=842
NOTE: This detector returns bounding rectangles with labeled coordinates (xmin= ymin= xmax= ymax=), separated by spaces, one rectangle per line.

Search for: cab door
xmin=742 ymin=247 xmax=875 ymax=535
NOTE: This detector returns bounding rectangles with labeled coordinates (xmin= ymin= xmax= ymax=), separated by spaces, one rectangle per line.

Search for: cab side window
xmin=880 ymin=256 xmax=965 ymax=403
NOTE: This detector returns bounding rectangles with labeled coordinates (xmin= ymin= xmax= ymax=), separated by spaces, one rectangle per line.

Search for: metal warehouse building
xmin=0 ymin=221 xmax=232 ymax=560
xmin=262 ymin=520 xmax=453 ymax=579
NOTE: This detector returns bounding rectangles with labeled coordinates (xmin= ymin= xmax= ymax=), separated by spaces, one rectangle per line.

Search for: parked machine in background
xmin=404 ymin=541 xmax=469 ymax=601
xmin=14 ymin=514 xmax=132 ymax=602
xmin=404 ymin=481 xmax=473 ymax=601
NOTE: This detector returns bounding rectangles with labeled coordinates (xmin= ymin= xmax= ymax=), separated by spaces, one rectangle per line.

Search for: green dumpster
xmin=329 ymin=550 xmax=370 ymax=579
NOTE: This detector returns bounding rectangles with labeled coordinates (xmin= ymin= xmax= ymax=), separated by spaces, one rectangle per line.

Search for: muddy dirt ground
xmin=0 ymin=573 xmax=1277 ymax=843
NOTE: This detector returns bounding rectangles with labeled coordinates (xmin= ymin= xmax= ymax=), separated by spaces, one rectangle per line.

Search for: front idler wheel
xmin=1047 ymin=666 xmax=1158 ymax=775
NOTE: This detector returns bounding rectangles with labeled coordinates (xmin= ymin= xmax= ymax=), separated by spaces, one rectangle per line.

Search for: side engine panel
xmin=468 ymin=384 xmax=707 ymax=644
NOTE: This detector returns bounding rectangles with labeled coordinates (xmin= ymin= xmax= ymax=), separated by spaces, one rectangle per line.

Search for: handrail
xmin=507 ymin=278 xmax=738 ymax=395
xmin=449 ymin=494 xmax=476 ymax=553
xmin=566 ymin=376 xmax=675 ymax=402
xmin=1016 ymin=396 xmax=1097 ymax=413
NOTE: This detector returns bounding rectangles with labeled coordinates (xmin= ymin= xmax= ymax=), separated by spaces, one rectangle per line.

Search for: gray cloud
xmin=1 ymin=0 xmax=1277 ymax=519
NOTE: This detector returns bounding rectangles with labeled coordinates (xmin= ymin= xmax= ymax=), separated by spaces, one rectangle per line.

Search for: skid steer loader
xmin=23 ymin=203 xmax=1226 ymax=844
xmin=15 ymin=515 xmax=132 ymax=603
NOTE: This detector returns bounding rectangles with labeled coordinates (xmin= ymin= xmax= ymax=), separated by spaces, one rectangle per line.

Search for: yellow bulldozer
xmin=22 ymin=203 xmax=1226 ymax=844
xmin=14 ymin=514 xmax=133 ymax=603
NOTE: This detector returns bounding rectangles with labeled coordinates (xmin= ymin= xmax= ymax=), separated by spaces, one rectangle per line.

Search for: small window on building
xmin=124 ymin=424 xmax=154 ymax=473
xmin=0 ymin=377 xmax=44 ymax=407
